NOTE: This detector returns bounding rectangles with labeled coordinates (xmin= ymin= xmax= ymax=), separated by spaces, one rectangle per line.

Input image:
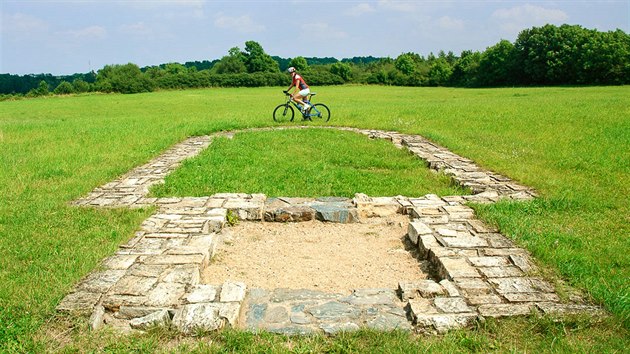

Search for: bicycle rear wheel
xmin=273 ymin=104 xmax=295 ymax=122
xmin=311 ymin=103 xmax=330 ymax=122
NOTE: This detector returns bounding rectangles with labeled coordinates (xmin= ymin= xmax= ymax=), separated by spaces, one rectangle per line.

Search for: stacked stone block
xmin=58 ymin=196 xmax=250 ymax=332
xmin=401 ymin=199 xmax=601 ymax=332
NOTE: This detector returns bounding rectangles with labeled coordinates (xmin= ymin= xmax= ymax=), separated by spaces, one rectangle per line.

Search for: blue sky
xmin=1 ymin=0 xmax=628 ymax=75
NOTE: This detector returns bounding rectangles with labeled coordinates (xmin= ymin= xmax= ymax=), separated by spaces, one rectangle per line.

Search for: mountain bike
xmin=273 ymin=91 xmax=331 ymax=123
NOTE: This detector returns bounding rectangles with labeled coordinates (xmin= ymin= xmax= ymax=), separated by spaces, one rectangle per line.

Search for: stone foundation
xmin=58 ymin=127 xmax=602 ymax=334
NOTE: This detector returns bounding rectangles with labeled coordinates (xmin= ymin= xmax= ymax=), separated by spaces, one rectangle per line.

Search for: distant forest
xmin=1 ymin=24 xmax=628 ymax=97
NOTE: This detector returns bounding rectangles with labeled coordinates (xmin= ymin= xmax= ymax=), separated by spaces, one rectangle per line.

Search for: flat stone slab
xmin=130 ymin=309 xmax=171 ymax=330
xmin=245 ymin=288 xmax=412 ymax=334
xmin=220 ymin=281 xmax=247 ymax=302
xmin=186 ymin=285 xmax=218 ymax=303
xmin=436 ymin=257 xmax=481 ymax=279
xmin=57 ymin=291 xmax=102 ymax=313
xmin=264 ymin=205 xmax=315 ymax=222
xmin=398 ymin=280 xmax=446 ymax=300
xmin=309 ymin=203 xmax=358 ymax=223
xmin=172 ymin=303 xmax=225 ymax=333
xmin=308 ymin=301 xmax=362 ymax=320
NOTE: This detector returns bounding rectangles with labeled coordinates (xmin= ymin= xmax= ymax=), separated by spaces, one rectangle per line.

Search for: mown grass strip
xmin=151 ymin=128 xmax=466 ymax=198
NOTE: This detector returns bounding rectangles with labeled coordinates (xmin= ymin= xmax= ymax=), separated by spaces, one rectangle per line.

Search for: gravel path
xmin=204 ymin=215 xmax=431 ymax=292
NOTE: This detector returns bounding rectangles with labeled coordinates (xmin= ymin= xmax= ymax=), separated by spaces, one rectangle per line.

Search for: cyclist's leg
xmin=292 ymin=93 xmax=306 ymax=109
xmin=298 ymin=88 xmax=311 ymax=110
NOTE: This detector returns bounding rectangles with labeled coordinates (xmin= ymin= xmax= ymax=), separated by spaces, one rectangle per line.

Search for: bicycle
xmin=273 ymin=91 xmax=331 ymax=123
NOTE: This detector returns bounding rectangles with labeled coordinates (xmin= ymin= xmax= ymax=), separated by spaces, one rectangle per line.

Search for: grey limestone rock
xmin=129 ymin=309 xmax=171 ymax=330
xmin=307 ymin=301 xmax=361 ymax=321
xmin=186 ymin=284 xmax=218 ymax=304
xmin=220 ymin=281 xmax=247 ymax=302
xmin=172 ymin=303 xmax=224 ymax=334
xmin=321 ymin=322 xmax=361 ymax=334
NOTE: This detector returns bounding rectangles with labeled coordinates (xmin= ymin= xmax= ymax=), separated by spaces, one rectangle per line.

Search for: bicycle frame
xmin=285 ymin=93 xmax=323 ymax=120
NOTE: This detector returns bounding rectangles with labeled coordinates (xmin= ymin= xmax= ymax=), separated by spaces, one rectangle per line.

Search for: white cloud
xmin=122 ymin=0 xmax=206 ymax=9
xmin=493 ymin=4 xmax=568 ymax=35
xmin=60 ymin=25 xmax=107 ymax=40
xmin=346 ymin=3 xmax=376 ymax=16
xmin=493 ymin=4 xmax=568 ymax=22
xmin=123 ymin=0 xmax=206 ymax=19
xmin=301 ymin=22 xmax=348 ymax=40
xmin=1 ymin=13 xmax=49 ymax=35
xmin=119 ymin=22 xmax=153 ymax=37
xmin=436 ymin=16 xmax=464 ymax=31
xmin=214 ymin=14 xmax=265 ymax=33
xmin=377 ymin=0 xmax=418 ymax=12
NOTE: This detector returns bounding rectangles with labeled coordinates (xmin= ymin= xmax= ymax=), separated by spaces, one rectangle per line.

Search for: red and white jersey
xmin=292 ymin=73 xmax=309 ymax=90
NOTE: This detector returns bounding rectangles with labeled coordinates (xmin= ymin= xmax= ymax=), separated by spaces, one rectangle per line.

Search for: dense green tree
xmin=477 ymin=40 xmax=516 ymax=86
xmin=72 ymin=79 xmax=90 ymax=93
xmin=31 ymin=80 xmax=50 ymax=96
xmin=579 ymin=29 xmax=630 ymax=84
xmin=445 ymin=51 xmax=457 ymax=65
xmin=513 ymin=24 xmax=630 ymax=85
xmin=450 ymin=50 xmax=481 ymax=87
xmin=95 ymin=63 xmax=154 ymax=94
xmin=163 ymin=63 xmax=188 ymax=75
xmin=341 ymin=56 xmax=379 ymax=65
xmin=288 ymin=56 xmax=308 ymax=71
xmin=514 ymin=24 xmax=584 ymax=84
xmin=24 ymin=79 xmax=51 ymax=97
xmin=395 ymin=53 xmax=418 ymax=75
xmin=305 ymin=57 xmax=338 ymax=65
xmin=183 ymin=59 xmax=216 ymax=71
xmin=53 ymin=81 xmax=74 ymax=95
xmin=144 ymin=66 xmax=165 ymax=81
xmin=242 ymin=41 xmax=279 ymax=73
xmin=330 ymin=62 xmax=352 ymax=81
xmin=271 ymin=56 xmax=291 ymax=71
xmin=214 ymin=47 xmax=247 ymax=74
xmin=301 ymin=65 xmax=345 ymax=86
xmin=427 ymin=59 xmax=453 ymax=86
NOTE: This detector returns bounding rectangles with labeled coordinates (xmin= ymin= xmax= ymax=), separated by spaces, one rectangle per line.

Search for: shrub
xmin=54 ymin=81 xmax=75 ymax=95
xmin=95 ymin=63 xmax=155 ymax=94
xmin=72 ymin=79 xmax=91 ymax=93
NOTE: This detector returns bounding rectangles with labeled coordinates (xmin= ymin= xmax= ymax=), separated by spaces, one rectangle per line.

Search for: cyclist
xmin=284 ymin=67 xmax=311 ymax=113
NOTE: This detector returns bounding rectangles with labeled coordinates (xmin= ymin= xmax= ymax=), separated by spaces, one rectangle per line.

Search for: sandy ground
xmin=203 ymin=215 xmax=430 ymax=292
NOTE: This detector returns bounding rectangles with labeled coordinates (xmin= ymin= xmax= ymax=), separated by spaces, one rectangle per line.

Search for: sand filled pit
xmin=203 ymin=215 xmax=431 ymax=292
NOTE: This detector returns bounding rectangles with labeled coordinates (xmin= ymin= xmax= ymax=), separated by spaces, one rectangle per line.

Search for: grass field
xmin=151 ymin=128 xmax=467 ymax=198
xmin=0 ymin=85 xmax=628 ymax=352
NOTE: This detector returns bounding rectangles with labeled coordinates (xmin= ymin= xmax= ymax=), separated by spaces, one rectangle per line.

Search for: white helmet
xmin=287 ymin=67 xmax=296 ymax=73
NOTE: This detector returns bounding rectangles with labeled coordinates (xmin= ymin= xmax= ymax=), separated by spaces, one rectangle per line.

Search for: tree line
xmin=1 ymin=24 xmax=627 ymax=98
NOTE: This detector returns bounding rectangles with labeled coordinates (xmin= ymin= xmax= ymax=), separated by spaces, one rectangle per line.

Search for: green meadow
xmin=0 ymin=86 xmax=628 ymax=352
xmin=151 ymin=128 xmax=467 ymax=198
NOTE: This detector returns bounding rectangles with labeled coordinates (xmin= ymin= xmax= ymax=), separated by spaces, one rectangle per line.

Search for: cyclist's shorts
xmin=299 ymin=88 xmax=310 ymax=97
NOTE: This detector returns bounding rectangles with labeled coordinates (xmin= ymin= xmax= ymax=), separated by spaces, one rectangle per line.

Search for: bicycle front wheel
xmin=311 ymin=103 xmax=330 ymax=122
xmin=273 ymin=104 xmax=295 ymax=122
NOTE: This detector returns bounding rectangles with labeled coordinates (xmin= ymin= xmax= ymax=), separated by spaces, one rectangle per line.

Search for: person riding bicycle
xmin=284 ymin=67 xmax=311 ymax=113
